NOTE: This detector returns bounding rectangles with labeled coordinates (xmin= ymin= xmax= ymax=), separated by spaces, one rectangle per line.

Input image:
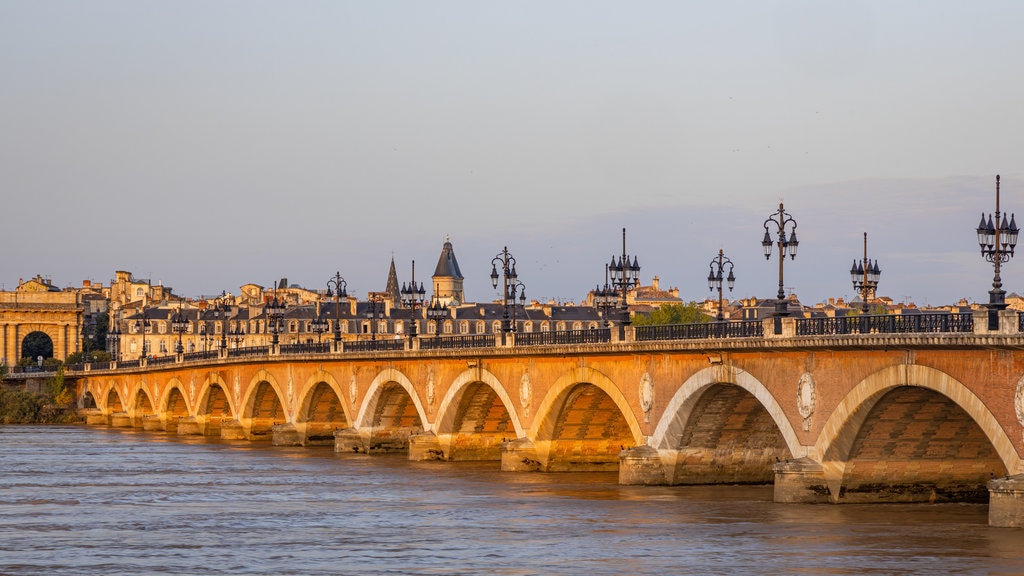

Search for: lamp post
xmin=210 ymin=291 xmax=232 ymax=350
xmin=594 ymin=264 xmax=618 ymax=327
xmin=490 ymin=246 xmax=527 ymax=343
xmin=977 ymin=175 xmax=1019 ymax=330
xmin=266 ymin=284 xmax=286 ymax=346
xmin=608 ymin=228 xmax=641 ymax=327
xmin=170 ymin=302 xmax=188 ymax=354
xmin=426 ymin=293 xmax=449 ymax=338
xmin=365 ymin=292 xmax=386 ymax=341
xmin=138 ymin=305 xmax=150 ymax=360
xmin=400 ymin=260 xmax=427 ymax=340
xmin=229 ymin=325 xmax=246 ymax=348
xmin=327 ymin=271 xmax=348 ymax=343
xmin=107 ymin=313 xmax=122 ymax=362
xmin=762 ymin=202 xmax=799 ymax=332
xmin=707 ymin=249 xmax=736 ymax=322
xmin=310 ymin=301 xmax=329 ymax=344
xmin=850 ymin=232 xmax=881 ymax=313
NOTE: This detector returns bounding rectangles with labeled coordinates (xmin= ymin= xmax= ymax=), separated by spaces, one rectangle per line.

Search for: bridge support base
xmin=141 ymin=415 xmax=165 ymax=432
xmin=772 ymin=457 xmax=831 ymax=503
xmin=177 ymin=416 xmax=203 ymax=436
xmin=110 ymin=412 xmax=132 ymax=428
xmin=619 ymin=445 xmax=670 ymax=485
xmin=988 ymin=474 xmax=1024 ymax=527
xmin=501 ymin=438 xmax=542 ymax=472
xmin=334 ymin=427 xmax=368 ymax=454
xmin=84 ymin=409 xmax=108 ymax=426
xmin=409 ymin=432 xmax=445 ymax=461
xmin=219 ymin=419 xmax=247 ymax=440
xmin=272 ymin=423 xmax=302 ymax=446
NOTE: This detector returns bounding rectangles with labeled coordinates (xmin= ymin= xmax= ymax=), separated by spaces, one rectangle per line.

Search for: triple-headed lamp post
xmin=850 ymin=232 xmax=881 ymax=313
xmin=426 ymin=291 xmax=449 ymax=338
xmin=266 ymin=285 xmax=286 ymax=346
xmin=491 ymin=246 xmax=526 ymax=344
xmin=400 ymin=260 xmax=427 ymax=340
xmin=977 ymin=175 xmax=1019 ymax=330
xmin=170 ymin=303 xmax=188 ymax=354
xmin=327 ymin=271 xmax=348 ymax=343
xmin=609 ymin=228 xmax=641 ymax=327
xmin=762 ymin=202 xmax=799 ymax=332
xmin=707 ymin=249 xmax=735 ymax=322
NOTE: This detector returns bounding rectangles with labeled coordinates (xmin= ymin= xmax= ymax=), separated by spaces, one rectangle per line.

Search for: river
xmin=1 ymin=426 xmax=1022 ymax=575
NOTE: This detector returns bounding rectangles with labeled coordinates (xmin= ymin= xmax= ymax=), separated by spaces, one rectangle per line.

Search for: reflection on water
xmin=1 ymin=426 xmax=1022 ymax=575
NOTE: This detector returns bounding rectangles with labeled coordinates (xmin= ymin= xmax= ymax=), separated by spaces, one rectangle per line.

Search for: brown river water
xmin=1 ymin=426 xmax=1022 ymax=575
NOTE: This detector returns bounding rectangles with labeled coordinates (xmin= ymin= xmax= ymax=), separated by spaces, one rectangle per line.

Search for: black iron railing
xmin=420 ymin=334 xmax=495 ymax=350
xmin=636 ymin=320 xmax=763 ymax=341
xmin=117 ymin=359 xmax=141 ymax=369
xmin=345 ymin=339 xmax=405 ymax=353
xmin=88 ymin=361 xmax=112 ymax=371
xmin=183 ymin=350 xmax=220 ymax=362
xmin=280 ymin=342 xmax=332 ymax=355
xmin=226 ymin=346 xmax=269 ymax=358
xmin=795 ymin=313 xmax=973 ymax=335
xmin=148 ymin=355 xmax=177 ymax=366
xmin=514 ymin=329 xmax=611 ymax=346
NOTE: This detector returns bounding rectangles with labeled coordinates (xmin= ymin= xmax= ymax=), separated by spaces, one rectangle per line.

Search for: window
xmin=158 ymin=322 xmax=166 ymax=334
xmin=476 ymin=321 xmax=485 ymax=333
xmin=460 ymin=321 xmax=469 ymax=334
xmin=429 ymin=321 xmax=438 ymax=335
xmin=523 ymin=322 xmax=533 ymax=333
xmin=443 ymin=321 xmax=452 ymax=334
xmin=572 ymin=322 xmax=582 ymax=331
xmin=540 ymin=321 xmax=550 ymax=332
xmin=492 ymin=321 xmax=501 ymax=333
xmin=289 ymin=321 xmax=298 ymax=333
xmin=136 ymin=287 xmax=143 ymax=297
xmin=556 ymin=322 xmax=566 ymax=331
xmin=588 ymin=322 xmax=598 ymax=330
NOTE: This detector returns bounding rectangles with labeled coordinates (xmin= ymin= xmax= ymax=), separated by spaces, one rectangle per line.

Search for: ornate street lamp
xmin=977 ymin=175 xmax=1019 ymax=330
xmin=327 ymin=271 xmax=348 ymax=343
xmin=266 ymin=284 xmax=286 ymax=346
xmin=400 ymin=260 xmax=427 ymax=340
xmin=229 ymin=324 xmax=246 ymax=348
xmin=138 ymin=305 xmax=150 ymax=360
xmin=850 ymin=232 xmax=881 ymax=313
xmin=762 ymin=202 xmax=799 ymax=332
xmin=708 ymin=249 xmax=736 ymax=322
xmin=594 ymin=263 xmax=618 ymax=327
xmin=310 ymin=301 xmax=329 ymax=344
xmin=107 ymin=313 xmax=122 ymax=361
xmin=491 ymin=246 xmax=527 ymax=343
xmin=608 ymin=228 xmax=641 ymax=326
xmin=365 ymin=292 xmax=386 ymax=341
xmin=426 ymin=293 xmax=449 ymax=338
xmin=210 ymin=291 xmax=232 ymax=350
xmin=170 ymin=302 xmax=188 ymax=354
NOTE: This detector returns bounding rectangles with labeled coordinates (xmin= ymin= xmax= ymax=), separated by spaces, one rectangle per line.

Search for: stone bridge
xmin=68 ymin=315 xmax=1024 ymax=527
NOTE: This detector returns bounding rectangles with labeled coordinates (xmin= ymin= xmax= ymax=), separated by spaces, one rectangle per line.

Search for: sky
xmin=2 ymin=1 xmax=1023 ymax=308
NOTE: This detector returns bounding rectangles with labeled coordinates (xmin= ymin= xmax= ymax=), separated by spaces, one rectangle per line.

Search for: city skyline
xmin=2 ymin=2 xmax=1022 ymax=306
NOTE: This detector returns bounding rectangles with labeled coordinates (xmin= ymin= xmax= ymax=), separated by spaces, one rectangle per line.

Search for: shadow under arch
xmin=433 ymin=368 xmax=525 ymax=460
xmin=295 ymin=370 xmax=351 ymax=445
xmin=159 ymin=377 xmax=192 ymax=423
xmin=651 ymin=365 xmax=803 ymax=456
xmin=530 ymin=366 xmax=644 ymax=471
xmin=353 ymin=367 xmax=426 ymax=452
xmin=195 ymin=373 xmax=236 ymax=437
xmin=240 ymin=369 xmax=288 ymax=441
xmin=816 ymin=363 xmax=1020 ymax=502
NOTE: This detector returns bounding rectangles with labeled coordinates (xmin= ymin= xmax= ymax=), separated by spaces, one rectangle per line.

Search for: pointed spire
xmin=385 ymin=256 xmax=401 ymax=304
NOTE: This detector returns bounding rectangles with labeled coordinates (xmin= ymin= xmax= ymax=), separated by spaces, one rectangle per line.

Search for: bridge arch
xmin=160 ymin=378 xmax=192 ymax=420
xmin=816 ymin=363 xmax=1021 ymax=501
xmin=195 ymin=373 xmax=236 ymax=436
xmin=296 ymin=370 xmax=351 ymax=444
xmin=434 ymin=368 xmax=524 ymax=460
xmin=130 ymin=384 xmax=155 ymax=420
xmin=355 ymin=368 xmax=427 ymax=430
xmin=240 ymin=370 xmax=288 ymax=440
xmin=650 ymin=364 xmax=803 ymax=459
xmin=530 ymin=366 xmax=644 ymax=471
xmin=104 ymin=386 xmax=125 ymax=414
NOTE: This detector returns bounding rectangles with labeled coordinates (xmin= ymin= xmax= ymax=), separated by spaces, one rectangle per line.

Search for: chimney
xmin=652 ymin=276 xmax=660 ymax=291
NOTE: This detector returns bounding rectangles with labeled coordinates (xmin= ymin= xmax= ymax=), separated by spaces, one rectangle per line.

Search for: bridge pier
xmin=409 ymin=432 xmax=445 ymax=461
xmin=500 ymin=438 xmax=543 ymax=472
xmin=110 ymin=412 xmax=132 ymax=428
xmin=334 ymin=427 xmax=369 ymax=453
xmin=988 ymin=474 xmax=1024 ymax=527
xmin=618 ymin=445 xmax=672 ymax=485
xmin=141 ymin=414 xmax=164 ymax=431
xmin=272 ymin=423 xmax=303 ymax=446
xmin=772 ymin=458 xmax=831 ymax=503
xmin=176 ymin=416 xmax=203 ymax=436
xmin=219 ymin=419 xmax=247 ymax=440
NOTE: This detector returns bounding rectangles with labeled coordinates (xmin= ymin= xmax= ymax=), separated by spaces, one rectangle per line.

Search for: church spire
xmin=385 ymin=256 xmax=401 ymax=304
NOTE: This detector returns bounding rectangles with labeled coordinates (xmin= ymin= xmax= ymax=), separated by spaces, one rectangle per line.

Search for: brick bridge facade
xmin=69 ymin=317 xmax=1024 ymax=527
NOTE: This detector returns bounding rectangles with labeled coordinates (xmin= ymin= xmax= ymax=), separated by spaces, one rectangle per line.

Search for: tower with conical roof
xmin=384 ymin=256 xmax=401 ymax=305
xmin=432 ymin=235 xmax=465 ymax=306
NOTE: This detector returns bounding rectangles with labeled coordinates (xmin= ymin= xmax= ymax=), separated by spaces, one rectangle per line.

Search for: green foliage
xmin=632 ymin=302 xmax=712 ymax=326
xmin=0 ymin=387 xmax=46 ymax=423
xmin=64 ymin=350 xmax=111 ymax=365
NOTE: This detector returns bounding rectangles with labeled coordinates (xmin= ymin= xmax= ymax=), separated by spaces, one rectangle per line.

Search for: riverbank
xmin=0 ymin=385 xmax=82 ymax=424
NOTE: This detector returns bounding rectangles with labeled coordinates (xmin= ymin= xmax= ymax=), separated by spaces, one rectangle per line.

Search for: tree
xmin=632 ymin=302 xmax=712 ymax=326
